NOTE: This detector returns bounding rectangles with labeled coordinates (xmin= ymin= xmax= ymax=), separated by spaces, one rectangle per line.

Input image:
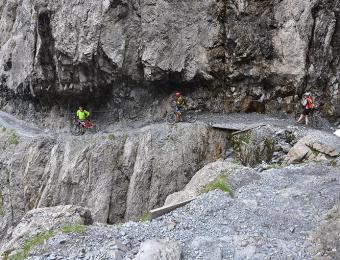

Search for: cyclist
xmin=296 ymin=92 xmax=314 ymax=126
xmin=76 ymin=106 xmax=90 ymax=127
xmin=175 ymin=92 xmax=185 ymax=122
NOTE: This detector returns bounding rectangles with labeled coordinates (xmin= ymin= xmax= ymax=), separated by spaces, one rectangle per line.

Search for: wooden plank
xmin=211 ymin=123 xmax=242 ymax=131
xmin=150 ymin=198 xmax=195 ymax=219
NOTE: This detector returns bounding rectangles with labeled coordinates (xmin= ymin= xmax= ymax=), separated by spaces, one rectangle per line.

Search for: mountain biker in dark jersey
xmin=175 ymin=92 xmax=185 ymax=122
xmin=296 ymin=92 xmax=314 ymax=126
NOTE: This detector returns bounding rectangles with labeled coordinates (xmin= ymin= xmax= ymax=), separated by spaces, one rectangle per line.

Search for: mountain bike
xmin=71 ymin=118 xmax=97 ymax=135
xmin=295 ymin=107 xmax=330 ymax=129
xmin=310 ymin=109 xmax=331 ymax=129
xmin=166 ymin=109 xmax=198 ymax=125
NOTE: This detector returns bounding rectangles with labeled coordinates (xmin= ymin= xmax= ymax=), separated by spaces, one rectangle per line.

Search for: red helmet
xmin=175 ymin=92 xmax=181 ymax=97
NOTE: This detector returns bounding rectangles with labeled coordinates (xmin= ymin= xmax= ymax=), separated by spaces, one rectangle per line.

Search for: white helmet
xmin=304 ymin=92 xmax=311 ymax=97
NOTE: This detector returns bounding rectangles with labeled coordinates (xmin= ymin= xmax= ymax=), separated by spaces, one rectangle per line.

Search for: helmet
xmin=304 ymin=92 xmax=311 ymax=97
xmin=175 ymin=92 xmax=181 ymax=97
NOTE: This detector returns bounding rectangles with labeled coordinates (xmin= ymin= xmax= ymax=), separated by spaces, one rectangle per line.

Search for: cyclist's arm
xmin=85 ymin=110 xmax=90 ymax=117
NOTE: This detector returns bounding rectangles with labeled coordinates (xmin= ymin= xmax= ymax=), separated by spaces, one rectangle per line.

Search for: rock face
xmin=1 ymin=0 xmax=340 ymax=118
xmin=231 ymin=126 xmax=276 ymax=167
xmin=0 ymin=122 xmax=230 ymax=243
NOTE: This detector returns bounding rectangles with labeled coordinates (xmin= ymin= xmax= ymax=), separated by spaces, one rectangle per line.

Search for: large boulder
xmin=164 ymin=160 xmax=260 ymax=206
xmin=0 ymin=205 xmax=92 ymax=254
xmin=133 ymin=239 xmax=182 ymax=260
xmin=285 ymin=135 xmax=340 ymax=164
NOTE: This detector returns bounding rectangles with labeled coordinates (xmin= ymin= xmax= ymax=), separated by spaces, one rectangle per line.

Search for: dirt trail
xmin=0 ymin=111 xmax=43 ymax=138
xmin=1 ymin=110 xmax=339 ymax=151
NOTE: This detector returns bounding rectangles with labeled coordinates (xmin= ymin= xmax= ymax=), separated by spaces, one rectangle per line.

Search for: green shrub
xmin=10 ymin=131 xmax=19 ymax=145
xmin=60 ymin=224 xmax=86 ymax=234
xmin=140 ymin=212 xmax=151 ymax=222
xmin=2 ymin=250 xmax=12 ymax=260
xmin=330 ymin=160 xmax=337 ymax=167
xmin=11 ymin=231 xmax=54 ymax=260
xmin=202 ymin=175 xmax=234 ymax=197
xmin=108 ymin=134 xmax=116 ymax=140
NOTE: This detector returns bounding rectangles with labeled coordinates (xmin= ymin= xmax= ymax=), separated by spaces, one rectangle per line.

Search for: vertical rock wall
xmin=0 ymin=0 xmax=339 ymax=118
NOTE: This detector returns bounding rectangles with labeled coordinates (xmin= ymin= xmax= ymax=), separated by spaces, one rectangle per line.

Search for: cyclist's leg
xmin=296 ymin=114 xmax=304 ymax=123
xmin=305 ymin=115 xmax=309 ymax=126
xmin=175 ymin=107 xmax=181 ymax=122
xmin=305 ymin=109 xmax=313 ymax=126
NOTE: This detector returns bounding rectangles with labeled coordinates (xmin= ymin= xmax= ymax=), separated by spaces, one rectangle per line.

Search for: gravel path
xmin=28 ymin=162 xmax=340 ymax=260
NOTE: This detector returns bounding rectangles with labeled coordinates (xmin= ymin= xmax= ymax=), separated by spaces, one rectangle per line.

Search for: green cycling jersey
xmin=76 ymin=109 xmax=90 ymax=121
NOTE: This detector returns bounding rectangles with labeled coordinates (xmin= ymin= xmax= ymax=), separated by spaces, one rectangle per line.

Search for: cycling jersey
xmin=305 ymin=97 xmax=314 ymax=110
xmin=176 ymin=97 xmax=185 ymax=108
xmin=76 ymin=110 xmax=90 ymax=121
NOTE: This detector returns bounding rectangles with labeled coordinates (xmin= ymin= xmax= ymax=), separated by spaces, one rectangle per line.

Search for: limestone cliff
xmin=0 ymin=0 xmax=339 ymax=118
xmin=0 ymin=122 xmax=229 ymax=248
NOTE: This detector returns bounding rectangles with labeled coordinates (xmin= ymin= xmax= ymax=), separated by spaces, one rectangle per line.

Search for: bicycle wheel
xmin=71 ymin=124 xmax=83 ymax=136
xmin=183 ymin=111 xmax=197 ymax=123
xmin=166 ymin=113 xmax=176 ymax=125
xmin=311 ymin=113 xmax=324 ymax=129
xmin=88 ymin=125 xmax=98 ymax=134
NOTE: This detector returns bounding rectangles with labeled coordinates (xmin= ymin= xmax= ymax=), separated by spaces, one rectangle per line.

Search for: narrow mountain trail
xmin=0 ymin=111 xmax=44 ymax=138
xmin=1 ymin=110 xmax=339 ymax=151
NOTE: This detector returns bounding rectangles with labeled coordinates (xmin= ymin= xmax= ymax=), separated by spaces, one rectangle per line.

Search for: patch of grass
xmin=108 ymin=134 xmax=116 ymax=140
xmin=214 ymin=143 xmax=222 ymax=160
xmin=202 ymin=175 xmax=234 ymax=197
xmin=140 ymin=212 xmax=151 ymax=222
xmin=237 ymin=131 xmax=251 ymax=145
xmin=285 ymin=131 xmax=296 ymax=144
xmin=2 ymin=250 xmax=12 ymax=260
xmin=330 ymin=160 xmax=337 ymax=167
xmin=230 ymin=131 xmax=252 ymax=165
xmin=232 ymin=159 xmax=242 ymax=166
xmin=9 ymin=131 xmax=19 ymax=145
xmin=60 ymin=224 xmax=86 ymax=234
xmin=1 ymin=126 xmax=6 ymax=132
xmin=11 ymin=231 xmax=54 ymax=260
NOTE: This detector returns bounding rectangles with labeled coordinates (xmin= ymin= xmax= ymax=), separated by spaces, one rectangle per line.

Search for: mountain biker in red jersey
xmin=296 ymin=92 xmax=315 ymax=126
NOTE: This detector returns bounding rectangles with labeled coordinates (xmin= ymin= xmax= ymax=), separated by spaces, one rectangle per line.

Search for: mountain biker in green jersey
xmin=175 ymin=92 xmax=185 ymax=122
xmin=76 ymin=106 xmax=90 ymax=126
